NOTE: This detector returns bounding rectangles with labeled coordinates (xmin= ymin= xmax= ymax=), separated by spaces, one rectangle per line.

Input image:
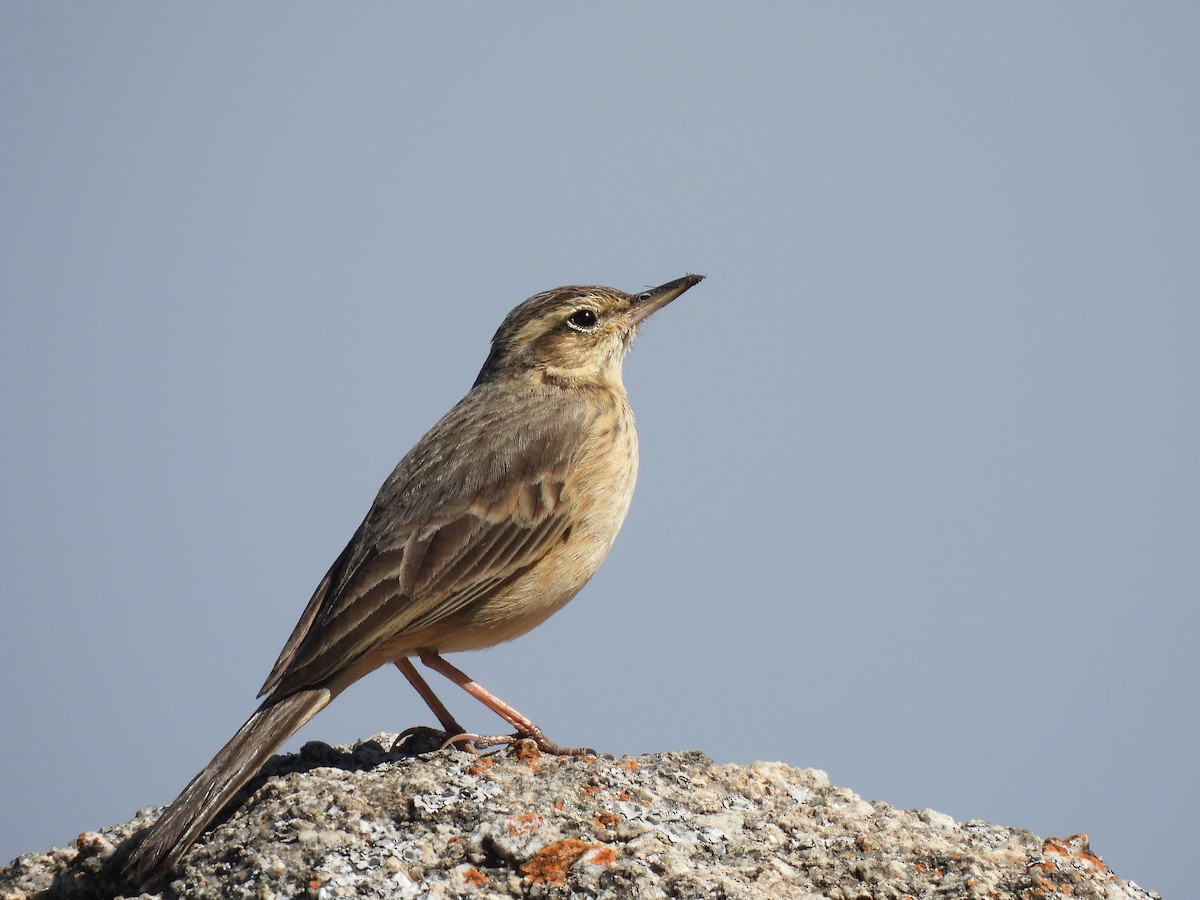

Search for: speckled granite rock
xmin=1 ymin=736 xmax=1160 ymax=899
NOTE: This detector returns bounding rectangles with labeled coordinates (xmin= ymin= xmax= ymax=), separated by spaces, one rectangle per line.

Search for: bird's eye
xmin=566 ymin=308 xmax=599 ymax=331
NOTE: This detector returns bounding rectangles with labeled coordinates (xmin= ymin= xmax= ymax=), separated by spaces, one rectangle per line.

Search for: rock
xmin=0 ymin=736 xmax=1161 ymax=899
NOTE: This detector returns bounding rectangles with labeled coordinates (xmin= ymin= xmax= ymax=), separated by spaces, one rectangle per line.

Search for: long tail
xmin=125 ymin=688 xmax=331 ymax=887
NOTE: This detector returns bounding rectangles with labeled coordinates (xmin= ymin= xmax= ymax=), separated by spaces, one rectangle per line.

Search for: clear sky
xmin=2 ymin=5 xmax=1195 ymax=897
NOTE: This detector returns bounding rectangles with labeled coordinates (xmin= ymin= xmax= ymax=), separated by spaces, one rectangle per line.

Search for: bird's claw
xmin=391 ymin=725 xmax=598 ymax=758
xmin=391 ymin=726 xmax=464 ymax=754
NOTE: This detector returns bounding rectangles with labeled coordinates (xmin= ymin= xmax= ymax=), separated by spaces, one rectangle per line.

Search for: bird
xmin=124 ymin=273 xmax=704 ymax=886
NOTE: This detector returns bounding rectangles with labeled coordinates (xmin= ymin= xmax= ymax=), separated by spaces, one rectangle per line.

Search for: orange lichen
xmin=74 ymin=833 xmax=102 ymax=851
xmin=594 ymin=812 xmax=621 ymax=830
xmin=466 ymin=757 xmax=494 ymax=776
xmin=512 ymin=740 xmax=543 ymax=767
xmin=461 ymin=866 xmax=489 ymax=887
xmin=506 ymin=812 xmax=543 ymax=836
xmin=1042 ymin=835 xmax=1109 ymax=873
xmin=588 ymin=847 xmax=618 ymax=865
xmin=520 ymin=839 xmax=602 ymax=883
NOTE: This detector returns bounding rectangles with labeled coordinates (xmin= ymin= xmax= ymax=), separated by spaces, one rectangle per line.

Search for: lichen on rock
xmin=0 ymin=736 xmax=1161 ymax=899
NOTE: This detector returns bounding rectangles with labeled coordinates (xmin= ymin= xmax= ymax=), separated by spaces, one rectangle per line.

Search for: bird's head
xmin=475 ymin=274 xmax=704 ymax=389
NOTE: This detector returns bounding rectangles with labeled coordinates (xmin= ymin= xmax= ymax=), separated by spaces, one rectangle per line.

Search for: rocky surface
xmin=1 ymin=735 xmax=1160 ymax=899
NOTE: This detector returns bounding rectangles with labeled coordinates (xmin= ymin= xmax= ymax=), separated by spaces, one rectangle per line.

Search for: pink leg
xmin=392 ymin=659 xmax=488 ymax=753
xmin=417 ymin=650 xmax=595 ymax=756
xmin=394 ymin=658 xmax=465 ymax=735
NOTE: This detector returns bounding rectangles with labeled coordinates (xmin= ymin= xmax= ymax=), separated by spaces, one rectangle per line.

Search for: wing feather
xmin=258 ymin=381 xmax=591 ymax=701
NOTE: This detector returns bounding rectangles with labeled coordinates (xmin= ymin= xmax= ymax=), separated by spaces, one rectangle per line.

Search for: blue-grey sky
xmin=2 ymin=6 xmax=1195 ymax=897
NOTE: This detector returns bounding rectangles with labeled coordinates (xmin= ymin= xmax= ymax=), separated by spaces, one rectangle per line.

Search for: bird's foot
xmin=391 ymin=725 xmax=484 ymax=755
xmin=446 ymin=731 xmax=597 ymax=758
xmin=505 ymin=725 xmax=598 ymax=757
xmin=391 ymin=724 xmax=598 ymax=758
xmin=438 ymin=732 xmax=518 ymax=754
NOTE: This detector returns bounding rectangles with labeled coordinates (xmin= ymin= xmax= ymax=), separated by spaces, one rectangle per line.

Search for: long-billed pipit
xmin=125 ymin=274 xmax=704 ymax=885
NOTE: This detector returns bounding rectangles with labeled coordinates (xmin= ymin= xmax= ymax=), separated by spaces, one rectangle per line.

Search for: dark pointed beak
xmin=624 ymin=274 xmax=705 ymax=328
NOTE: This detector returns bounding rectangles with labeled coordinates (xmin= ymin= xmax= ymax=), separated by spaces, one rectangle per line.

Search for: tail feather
xmin=125 ymin=688 xmax=331 ymax=887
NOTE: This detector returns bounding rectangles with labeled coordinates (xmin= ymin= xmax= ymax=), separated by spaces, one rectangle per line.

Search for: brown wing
xmin=257 ymin=380 xmax=589 ymax=701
